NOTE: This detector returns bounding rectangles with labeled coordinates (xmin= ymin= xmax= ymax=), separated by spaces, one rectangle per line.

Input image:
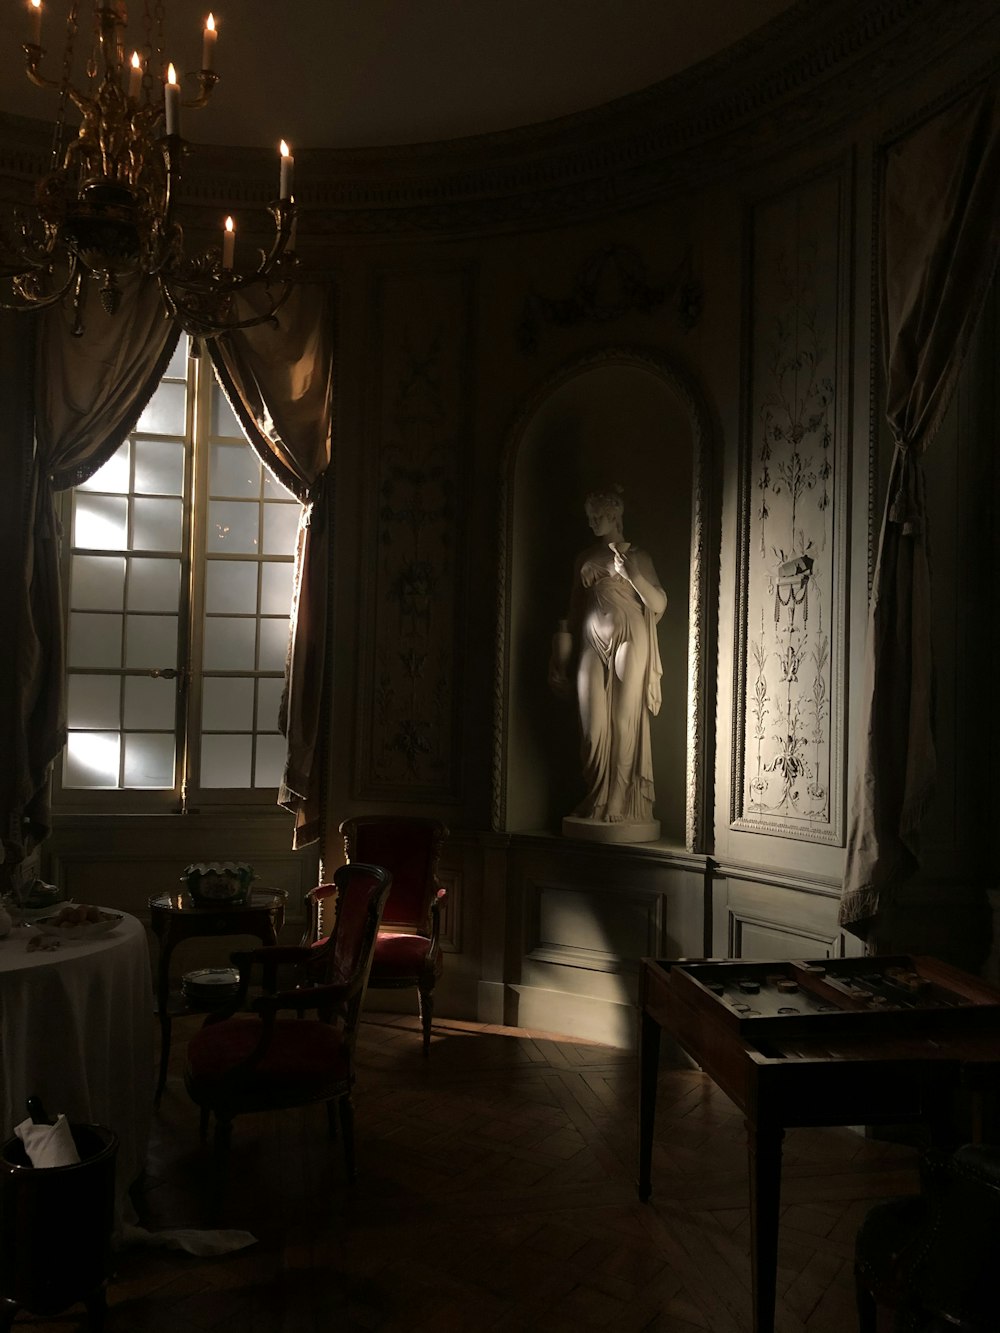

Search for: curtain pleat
xmin=206 ymin=281 xmax=334 ymax=849
xmin=14 ymin=278 xmax=179 ymax=850
xmin=840 ymin=85 xmax=1000 ymax=938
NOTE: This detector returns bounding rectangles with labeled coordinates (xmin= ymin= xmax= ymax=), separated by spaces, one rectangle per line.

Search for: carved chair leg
xmin=418 ymin=980 xmax=434 ymax=1056
xmin=854 ymin=1266 xmax=878 ymax=1333
xmin=84 ymin=1285 xmax=108 ymax=1332
xmin=211 ymin=1112 xmax=233 ymax=1217
xmin=338 ymin=1095 xmax=356 ymax=1183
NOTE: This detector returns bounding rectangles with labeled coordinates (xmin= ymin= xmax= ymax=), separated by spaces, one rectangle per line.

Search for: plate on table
xmin=35 ymin=907 xmax=124 ymax=940
xmin=182 ymin=967 xmax=241 ymax=1005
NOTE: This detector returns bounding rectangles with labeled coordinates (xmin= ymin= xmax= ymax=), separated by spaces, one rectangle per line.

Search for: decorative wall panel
xmin=733 ymin=165 xmax=850 ymax=843
xmin=356 ymin=267 xmax=473 ymax=798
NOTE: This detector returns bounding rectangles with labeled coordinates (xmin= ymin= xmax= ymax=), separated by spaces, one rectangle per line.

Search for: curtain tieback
xmin=888 ymin=441 xmax=923 ymax=538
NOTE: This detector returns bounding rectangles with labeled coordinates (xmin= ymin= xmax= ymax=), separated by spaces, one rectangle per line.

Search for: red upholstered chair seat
xmin=339 ymin=817 xmax=449 ymax=1056
xmin=183 ymin=862 xmax=391 ymax=1212
xmin=372 ymin=933 xmax=432 ymax=979
xmin=187 ymin=1016 xmax=350 ymax=1092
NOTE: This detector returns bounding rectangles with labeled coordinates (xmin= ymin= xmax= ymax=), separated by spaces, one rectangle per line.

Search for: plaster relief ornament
xmin=548 ymin=485 xmax=666 ymax=843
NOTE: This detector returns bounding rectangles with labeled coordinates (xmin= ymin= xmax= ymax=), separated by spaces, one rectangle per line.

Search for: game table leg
xmin=638 ymin=1008 xmax=661 ymax=1201
xmin=747 ymin=1118 xmax=784 ymax=1333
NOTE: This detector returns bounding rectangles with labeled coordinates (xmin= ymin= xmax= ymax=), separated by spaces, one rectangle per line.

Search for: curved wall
xmin=4 ymin=0 xmax=999 ymax=1042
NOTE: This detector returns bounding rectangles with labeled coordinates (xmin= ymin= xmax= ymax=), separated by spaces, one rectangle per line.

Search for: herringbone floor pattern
xmin=13 ymin=1013 xmax=920 ymax=1332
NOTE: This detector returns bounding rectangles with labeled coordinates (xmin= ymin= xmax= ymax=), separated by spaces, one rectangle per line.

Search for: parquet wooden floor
xmin=13 ymin=1013 xmax=921 ymax=1332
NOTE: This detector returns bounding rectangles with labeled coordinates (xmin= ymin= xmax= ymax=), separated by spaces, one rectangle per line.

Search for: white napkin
xmin=14 ymin=1114 xmax=81 ymax=1167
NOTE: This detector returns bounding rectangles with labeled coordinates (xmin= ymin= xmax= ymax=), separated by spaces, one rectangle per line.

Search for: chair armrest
xmin=428 ymin=886 xmax=447 ymax=950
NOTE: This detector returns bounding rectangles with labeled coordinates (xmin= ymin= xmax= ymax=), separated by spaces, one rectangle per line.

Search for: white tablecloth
xmin=0 ymin=912 xmax=153 ymax=1223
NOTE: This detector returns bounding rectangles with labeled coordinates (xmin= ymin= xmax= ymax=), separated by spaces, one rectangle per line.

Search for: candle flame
xmin=280 ymin=139 xmax=290 ymax=158
xmin=167 ymin=63 xmax=177 ymax=85
xmin=30 ymin=0 xmax=41 ymax=11
xmin=206 ymin=12 xmax=215 ymax=31
xmin=131 ymin=50 xmax=141 ymax=70
xmin=224 ymin=216 xmax=234 ymax=233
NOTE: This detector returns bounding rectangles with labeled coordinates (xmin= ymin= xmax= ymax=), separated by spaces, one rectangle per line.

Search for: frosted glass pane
xmin=67 ymin=675 xmax=120 ymax=729
xmin=124 ymin=676 xmax=176 ymax=729
xmin=205 ymin=560 xmax=257 ymax=614
xmin=69 ymin=613 xmax=122 ymax=668
xmin=258 ymin=617 xmax=289 ymax=671
xmin=254 ymin=735 xmax=285 ymax=788
xmin=262 ymin=471 xmax=295 ymax=501
xmin=208 ymin=500 xmax=259 ymax=552
xmin=125 ymin=614 xmax=178 ymax=669
xmin=202 ymin=676 xmax=254 ymax=731
xmin=135 ymin=439 xmax=184 ymax=496
xmin=256 ymin=677 xmax=284 ymax=732
xmin=78 ymin=442 xmax=129 ymax=494
xmin=123 ymin=734 xmax=175 ymax=788
xmin=137 ymin=381 xmax=186 ymax=435
xmin=203 ymin=617 xmax=255 ymax=670
xmin=164 ymin=338 xmax=188 ymax=378
xmin=73 ymin=494 xmax=128 ymax=550
xmin=72 ymin=555 xmax=125 ymax=610
xmin=64 ymin=731 xmax=120 ymax=788
xmin=133 ymin=497 xmax=182 ymax=552
xmin=260 ymin=561 xmax=294 ymax=614
xmin=128 ymin=558 xmax=180 ymax=612
xmin=210 ymin=443 xmax=258 ymax=495
xmin=201 ymin=734 xmax=251 ymax=788
xmin=211 ymin=388 xmax=243 ymax=439
xmin=262 ymin=502 xmax=299 ymax=555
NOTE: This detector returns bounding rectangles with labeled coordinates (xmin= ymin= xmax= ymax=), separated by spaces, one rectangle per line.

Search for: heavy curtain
xmin=12 ymin=278 xmax=179 ymax=858
xmin=207 ymin=281 xmax=334 ymax=850
xmin=840 ymin=85 xmax=1000 ymax=938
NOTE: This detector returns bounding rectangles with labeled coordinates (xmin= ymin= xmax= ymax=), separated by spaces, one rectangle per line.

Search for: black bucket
xmin=0 ymin=1123 xmax=118 ymax=1321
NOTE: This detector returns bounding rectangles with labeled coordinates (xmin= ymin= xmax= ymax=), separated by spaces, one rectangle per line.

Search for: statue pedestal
xmin=562 ymin=816 xmax=660 ymax=845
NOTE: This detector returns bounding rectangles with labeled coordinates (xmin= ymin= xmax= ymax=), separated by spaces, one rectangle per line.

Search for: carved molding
xmin=523 ymin=876 xmax=663 ymax=974
xmin=731 ymin=158 xmax=853 ymax=845
xmin=2 ymin=2 xmax=996 ymax=238
xmin=493 ymin=346 xmax=717 ymax=854
xmin=516 ymin=245 xmax=701 ymax=356
xmin=354 ymin=265 xmax=475 ymax=800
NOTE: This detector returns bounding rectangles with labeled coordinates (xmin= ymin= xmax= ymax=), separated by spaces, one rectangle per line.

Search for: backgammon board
xmin=638 ymin=955 xmax=1000 ymax=1333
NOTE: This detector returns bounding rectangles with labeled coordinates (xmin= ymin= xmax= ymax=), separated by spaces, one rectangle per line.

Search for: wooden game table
xmin=638 ymin=955 xmax=1000 ymax=1333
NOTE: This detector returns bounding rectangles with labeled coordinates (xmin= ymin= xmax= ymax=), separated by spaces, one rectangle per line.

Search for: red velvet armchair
xmin=184 ymin=862 xmax=391 ymax=1204
xmin=339 ymin=816 xmax=448 ymax=1055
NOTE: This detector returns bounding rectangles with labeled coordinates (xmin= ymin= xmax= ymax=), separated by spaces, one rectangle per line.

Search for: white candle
xmin=128 ymin=51 xmax=142 ymax=101
xmin=164 ymin=63 xmax=180 ymax=136
xmin=279 ymin=140 xmax=294 ymax=200
xmin=28 ymin=0 xmax=41 ymax=45
xmin=202 ymin=13 xmax=217 ymax=70
xmin=222 ymin=216 xmax=235 ymax=268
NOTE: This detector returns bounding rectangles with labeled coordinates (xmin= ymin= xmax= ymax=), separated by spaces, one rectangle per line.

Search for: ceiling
xmin=1 ymin=0 xmax=797 ymax=152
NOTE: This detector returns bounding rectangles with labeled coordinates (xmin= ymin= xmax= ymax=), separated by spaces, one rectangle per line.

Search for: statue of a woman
xmin=549 ymin=486 xmax=666 ymax=842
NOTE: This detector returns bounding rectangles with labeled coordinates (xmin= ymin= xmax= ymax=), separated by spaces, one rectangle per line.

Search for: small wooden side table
xmin=148 ymin=889 xmax=287 ymax=1104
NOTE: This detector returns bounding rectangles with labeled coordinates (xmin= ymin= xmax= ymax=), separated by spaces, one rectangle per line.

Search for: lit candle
xmin=164 ymin=63 xmax=180 ymax=136
xmin=28 ymin=0 xmax=41 ymax=45
xmin=128 ymin=51 xmax=142 ymax=101
xmin=202 ymin=13 xmax=217 ymax=71
xmin=222 ymin=215 xmax=235 ymax=268
xmin=279 ymin=140 xmax=294 ymax=199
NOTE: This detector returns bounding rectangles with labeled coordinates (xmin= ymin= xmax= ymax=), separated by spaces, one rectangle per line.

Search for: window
xmin=60 ymin=338 xmax=299 ymax=809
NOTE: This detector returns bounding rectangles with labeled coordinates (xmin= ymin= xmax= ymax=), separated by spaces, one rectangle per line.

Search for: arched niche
xmin=494 ymin=348 xmax=715 ymax=852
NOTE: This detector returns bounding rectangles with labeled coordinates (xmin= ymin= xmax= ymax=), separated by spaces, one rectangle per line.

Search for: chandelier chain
xmin=50 ymin=0 xmax=81 ymax=172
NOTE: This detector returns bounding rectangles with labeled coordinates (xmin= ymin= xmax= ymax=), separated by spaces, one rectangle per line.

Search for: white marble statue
xmin=548 ymin=485 xmax=666 ymax=843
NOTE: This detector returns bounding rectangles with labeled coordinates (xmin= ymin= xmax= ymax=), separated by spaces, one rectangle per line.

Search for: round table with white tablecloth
xmin=0 ymin=912 xmax=153 ymax=1227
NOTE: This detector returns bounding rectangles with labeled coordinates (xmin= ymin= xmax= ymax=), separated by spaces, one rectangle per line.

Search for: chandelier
xmin=1 ymin=0 xmax=298 ymax=337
